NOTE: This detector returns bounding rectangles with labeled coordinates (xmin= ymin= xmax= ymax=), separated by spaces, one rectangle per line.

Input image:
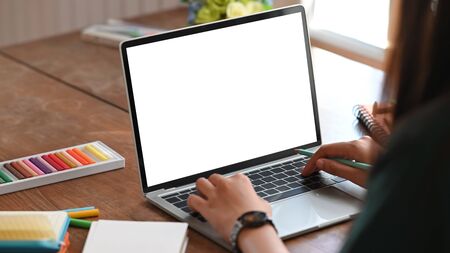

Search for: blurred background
xmin=0 ymin=0 xmax=395 ymax=69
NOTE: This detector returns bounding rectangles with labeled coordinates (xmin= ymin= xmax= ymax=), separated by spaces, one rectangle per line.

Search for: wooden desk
xmin=0 ymin=7 xmax=383 ymax=253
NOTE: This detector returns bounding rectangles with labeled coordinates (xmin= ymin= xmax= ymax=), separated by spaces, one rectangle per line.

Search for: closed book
xmin=0 ymin=211 xmax=70 ymax=253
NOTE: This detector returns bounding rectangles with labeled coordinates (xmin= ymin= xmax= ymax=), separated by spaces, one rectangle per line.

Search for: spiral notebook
xmin=353 ymin=103 xmax=393 ymax=146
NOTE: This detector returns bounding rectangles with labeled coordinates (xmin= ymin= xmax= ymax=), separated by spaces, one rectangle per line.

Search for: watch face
xmin=241 ymin=211 xmax=267 ymax=227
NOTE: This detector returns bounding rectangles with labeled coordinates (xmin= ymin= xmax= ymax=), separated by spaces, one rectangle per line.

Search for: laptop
xmin=120 ymin=5 xmax=365 ymax=250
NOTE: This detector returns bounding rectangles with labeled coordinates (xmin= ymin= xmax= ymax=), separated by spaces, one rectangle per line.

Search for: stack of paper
xmin=83 ymin=220 xmax=188 ymax=253
xmin=0 ymin=211 xmax=70 ymax=253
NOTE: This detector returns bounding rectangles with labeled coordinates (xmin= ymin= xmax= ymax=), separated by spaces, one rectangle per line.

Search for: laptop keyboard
xmin=161 ymin=157 xmax=346 ymax=222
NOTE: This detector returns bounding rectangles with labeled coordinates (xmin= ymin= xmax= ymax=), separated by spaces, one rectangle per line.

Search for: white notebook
xmin=82 ymin=220 xmax=188 ymax=253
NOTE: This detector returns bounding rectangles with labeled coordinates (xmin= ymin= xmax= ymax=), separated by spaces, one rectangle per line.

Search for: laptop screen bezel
xmin=120 ymin=5 xmax=322 ymax=194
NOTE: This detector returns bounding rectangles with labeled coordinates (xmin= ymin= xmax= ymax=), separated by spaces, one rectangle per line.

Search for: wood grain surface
xmin=0 ymin=6 xmax=383 ymax=253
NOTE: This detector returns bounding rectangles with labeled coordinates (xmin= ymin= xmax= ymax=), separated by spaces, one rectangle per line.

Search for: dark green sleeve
xmin=340 ymin=97 xmax=450 ymax=253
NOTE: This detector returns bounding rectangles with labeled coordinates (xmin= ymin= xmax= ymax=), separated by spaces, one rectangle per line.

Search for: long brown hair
xmin=384 ymin=0 xmax=450 ymax=121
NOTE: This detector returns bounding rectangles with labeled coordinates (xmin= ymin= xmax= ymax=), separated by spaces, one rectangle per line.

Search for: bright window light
xmin=311 ymin=0 xmax=391 ymax=49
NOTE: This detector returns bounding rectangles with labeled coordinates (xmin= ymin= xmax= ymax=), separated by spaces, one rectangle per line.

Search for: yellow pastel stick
xmin=55 ymin=152 xmax=76 ymax=168
xmin=85 ymin=144 xmax=109 ymax=161
xmin=67 ymin=209 xmax=100 ymax=219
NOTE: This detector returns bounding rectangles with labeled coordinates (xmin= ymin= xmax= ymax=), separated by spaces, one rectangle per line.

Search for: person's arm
xmin=187 ymin=173 xmax=289 ymax=253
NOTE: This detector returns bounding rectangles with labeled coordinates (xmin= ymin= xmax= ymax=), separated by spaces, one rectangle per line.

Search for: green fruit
xmin=195 ymin=6 xmax=221 ymax=24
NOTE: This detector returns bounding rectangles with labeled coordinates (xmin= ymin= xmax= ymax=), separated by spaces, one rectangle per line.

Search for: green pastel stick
xmin=70 ymin=218 xmax=92 ymax=229
xmin=0 ymin=169 xmax=13 ymax=183
xmin=0 ymin=177 xmax=5 ymax=184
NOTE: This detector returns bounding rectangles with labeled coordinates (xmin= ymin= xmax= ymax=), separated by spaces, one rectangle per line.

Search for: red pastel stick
xmin=66 ymin=149 xmax=89 ymax=165
xmin=48 ymin=154 xmax=70 ymax=170
xmin=42 ymin=155 xmax=64 ymax=171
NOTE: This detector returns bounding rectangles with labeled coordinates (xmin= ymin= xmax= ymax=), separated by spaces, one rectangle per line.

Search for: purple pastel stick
xmin=30 ymin=157 xmax=53 ymax=174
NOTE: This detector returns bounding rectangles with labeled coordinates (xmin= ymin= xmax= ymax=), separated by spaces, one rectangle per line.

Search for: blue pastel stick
xmin=63 ymin=206 xmax=96 ymax=212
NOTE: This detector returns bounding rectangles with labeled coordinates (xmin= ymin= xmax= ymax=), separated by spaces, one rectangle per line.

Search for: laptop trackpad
xmin=271 ymin=187 xmax=362 ymax=237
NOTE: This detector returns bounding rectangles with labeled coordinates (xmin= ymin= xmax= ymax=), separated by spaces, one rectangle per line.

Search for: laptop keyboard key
xmin=181 ymin=207 xmax=192 ymax=213
xmin=272 ymin=179 xmax=287 ymax=186
xmin=252 ymin=179 xmax=265 ymax=185
xmin=173 ymin=201 xmax=187 ymax=208
xmin=249 ymin=169 xmax=261 ymax=174
xmin=270 ymin=167 xmax=284 ymax=173
xmin=284 ymin=177 xmax=298 ymax=183
xmin=260 ymin=170 xmax=273 ymax=176
xmin=265 ymin=189 xmax=279 ymax=195
xmin=264 ymin=186 xmax=310 ymax=202
xmin=261 ymin=182 xmax=277 ymax=190
xmin=273 ymin=173 xmax=288 ymax=179
xmin=254 ymin=186 xmax=264 ymax=192
xmin=261 ymin=176 xmax=276 ymax=182
xmin=165 ymin=197 xmax=181 ymax=203
xmin=282 ymin=164 xmax=295 ymax=170
xmin=306 ymin=182 xmax=326 ymax=190
xmin=248 ymin=173 xmax=262 ymax=180
xmin=287 ymin=182 xmax=302 ymax=189
xmin=284 ymin=170 xmax=298 ymax=176
xmin=276 ymin=185 xmax=290 ymax=192
xmin=178 ymin=194 xmax=190 ymax=200
xmin=258 ymin=192 xmax=268 ymax=197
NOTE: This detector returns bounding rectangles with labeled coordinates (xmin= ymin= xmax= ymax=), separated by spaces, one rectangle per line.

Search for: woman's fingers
xmin=208 ymin=173 xmax=227 ymax=187
xmin=195 ymin=177 xmax=215 ymax=199
xmin=302 ymin=142 xmax=354 ymax=176
xmin=316 ymin=158 xmax=368 ymax=187
xmin=187 ymin=194 xmax=208 ymax=213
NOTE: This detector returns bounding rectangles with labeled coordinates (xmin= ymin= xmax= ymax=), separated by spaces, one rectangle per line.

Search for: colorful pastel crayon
xmin=67 ymin=208 xmax=100 ymax=219
xmin=11 ymin=162 xmax=33 ymax=178
xmin=55 ymin=152 xmax=76 ymax=168
xmin=17 ymin=160 xmax=38 ymax=176
xmin=42 ymin=155 xmax=64 ymax=171
xmin=4 ymin=163 xmax=24 ymax=180
xmin=72 ymin=148 xmax=95 ymax=164
xmin=66 ymin=149 xmax=89 ymax=165
xmin=85 ymin=144 xmax=108 ymax=161
xmin=61 ymin=151 xmax=82 ymax=167
xmin=69 ymin=218 xmax=92 ymax=229
xmin=23 ymin=159 xmax=44 ymax=176
xmin=63 ymin=206 xmax=95 ymax=212
xmin=0 ymin=169 xmax=12 ymax=183
xmin=91 ymin=144 xmax=111 ymax=159
xmin=29 ymin=157 xmax=52 ymax=174
xmin=48 ymin=154 xmax=70 ymax=170
xmin=37 ymin=156 xmax=57 ymax=172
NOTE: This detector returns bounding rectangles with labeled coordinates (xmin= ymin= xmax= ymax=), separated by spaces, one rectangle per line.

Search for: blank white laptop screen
xmin=126 ymin=11 xmax=317 ymax=187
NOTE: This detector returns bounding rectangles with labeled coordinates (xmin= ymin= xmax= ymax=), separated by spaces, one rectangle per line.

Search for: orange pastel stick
xmin=72 ymin=148 xmax=95 ymax=164
xmin=66 ymin=149 xmax=89 ymax=165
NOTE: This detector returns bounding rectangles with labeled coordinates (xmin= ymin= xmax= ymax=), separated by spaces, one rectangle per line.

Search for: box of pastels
xmin=0 ymin=141 xmax=125 ymax=195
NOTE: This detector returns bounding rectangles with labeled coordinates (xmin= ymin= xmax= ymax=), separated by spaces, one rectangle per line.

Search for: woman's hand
xmin=302 ymin=136 xmax=383 ymax=188
xmin=187 ymin=173 xmax=271 ymax=242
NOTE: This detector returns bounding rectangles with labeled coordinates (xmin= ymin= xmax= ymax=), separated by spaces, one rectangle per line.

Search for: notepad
xmin=83 ymin=220 xmax=188 ymax=253
xmin=0 ymin=211 xmax=70 ymax=253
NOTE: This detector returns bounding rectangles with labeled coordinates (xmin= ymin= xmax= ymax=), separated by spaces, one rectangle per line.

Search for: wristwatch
xmin=230 ymin=211 xmax=277 ymax=253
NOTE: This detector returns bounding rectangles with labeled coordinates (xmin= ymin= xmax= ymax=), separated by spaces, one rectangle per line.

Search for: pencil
xmin=295 ymin=149 xmax=372 ymax=170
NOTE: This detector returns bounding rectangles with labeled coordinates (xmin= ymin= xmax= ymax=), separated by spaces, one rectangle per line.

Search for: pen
xmin=295 ymin=149 xmax=372 ymax=170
